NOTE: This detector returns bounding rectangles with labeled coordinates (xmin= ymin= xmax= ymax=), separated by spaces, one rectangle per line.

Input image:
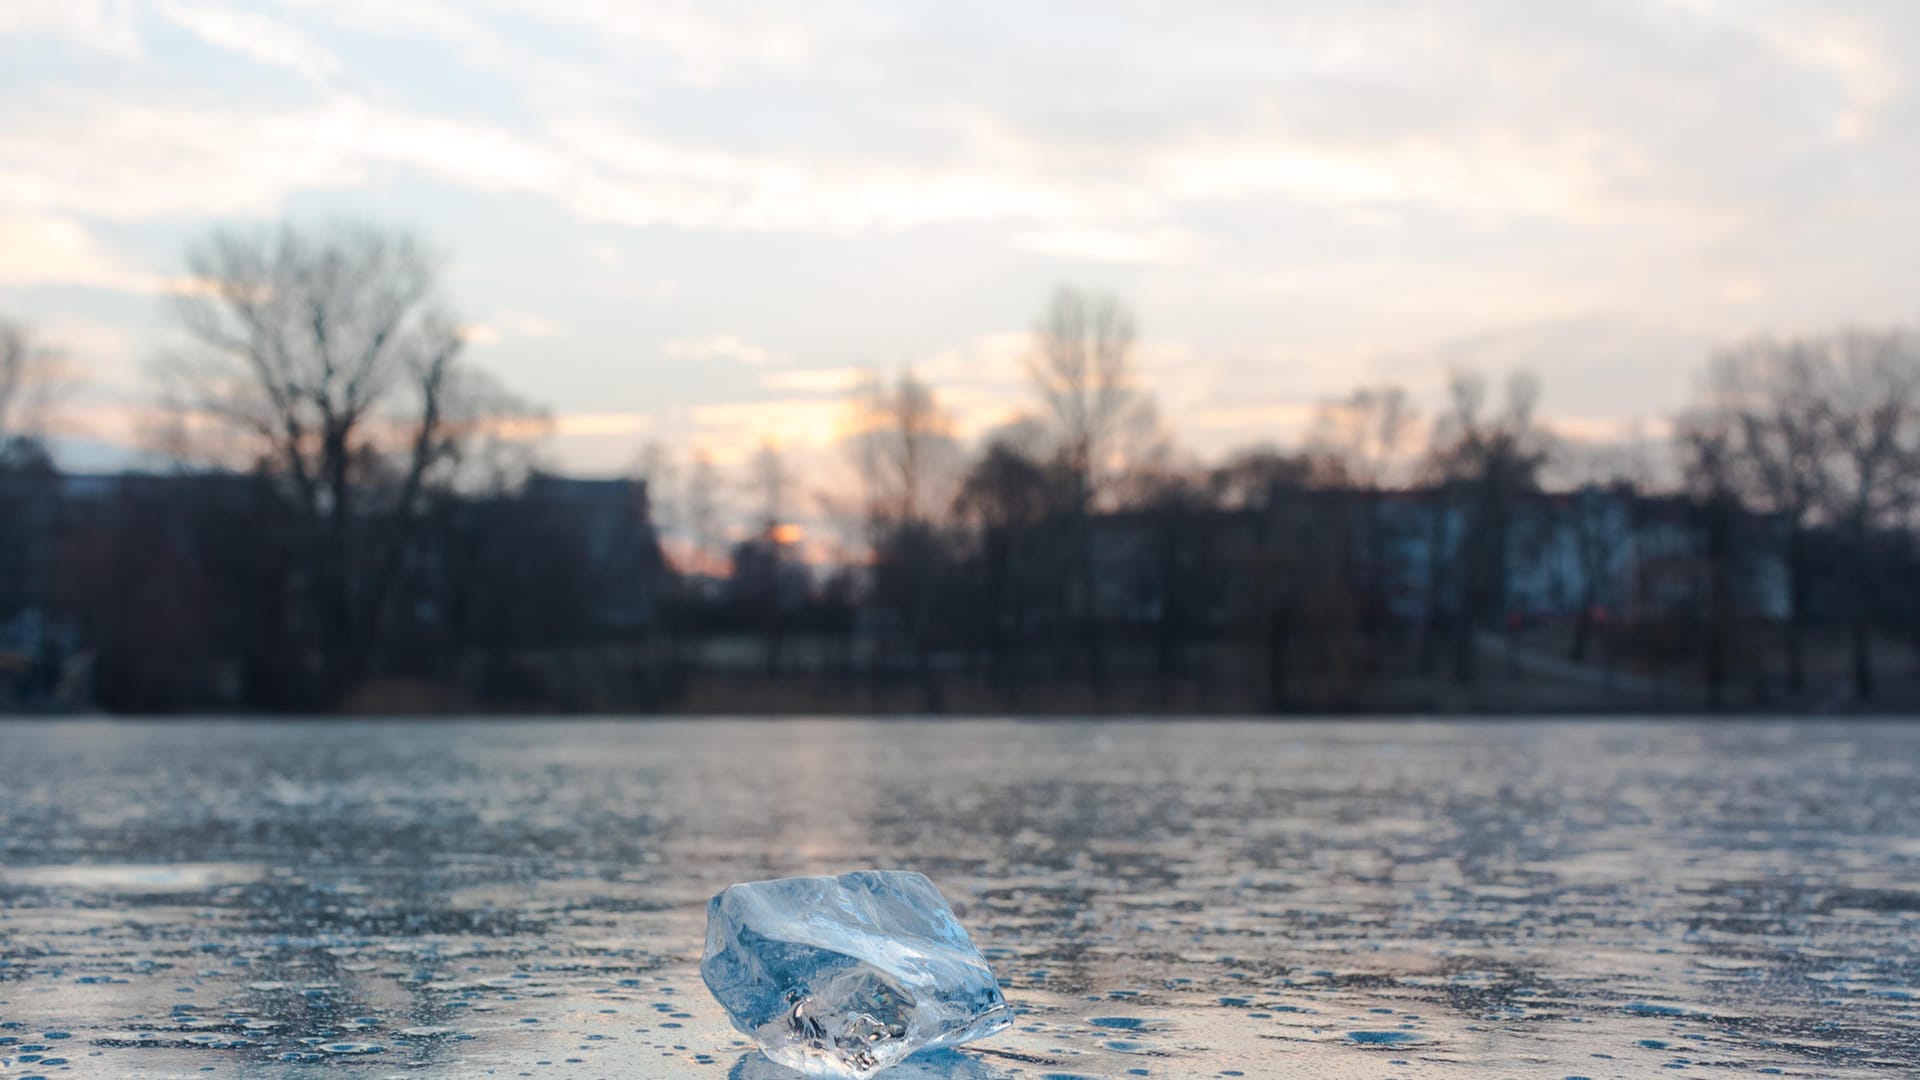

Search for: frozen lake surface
xmin=1 ymin=718 xmax=1917 ymax=1078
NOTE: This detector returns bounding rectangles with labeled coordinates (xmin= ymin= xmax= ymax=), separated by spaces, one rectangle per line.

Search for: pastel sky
xmin=3 ymin=0 xmax=1918 ymax=482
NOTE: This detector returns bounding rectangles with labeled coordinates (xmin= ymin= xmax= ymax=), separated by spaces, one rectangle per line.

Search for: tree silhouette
xmin=160 ymin=220 xmax=541 ymax=702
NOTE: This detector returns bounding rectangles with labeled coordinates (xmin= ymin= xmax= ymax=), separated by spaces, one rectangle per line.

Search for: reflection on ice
xmin=727 ymin=1047 xmax=1013 ymax=1080
xmin=0 ymin=861 xmax=265 ymax=892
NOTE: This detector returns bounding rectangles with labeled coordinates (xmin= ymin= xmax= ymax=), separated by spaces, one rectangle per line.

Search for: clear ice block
xmin=700 ymin=870 xmax=1013 ymax=1078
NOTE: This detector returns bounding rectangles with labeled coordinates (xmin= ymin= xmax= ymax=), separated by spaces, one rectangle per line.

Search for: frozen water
xmin=5 ymin=719 xmax=1920 ymax=1077
xmin=701 ymin=870 xmax=1013 ymax=1078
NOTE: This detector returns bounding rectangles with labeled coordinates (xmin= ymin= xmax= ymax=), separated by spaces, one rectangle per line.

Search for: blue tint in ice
xmin=701 ymin=871 xmax=1013 ymax=1078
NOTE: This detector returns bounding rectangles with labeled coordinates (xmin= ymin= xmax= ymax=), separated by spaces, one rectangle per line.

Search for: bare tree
xmin=160 ymin=220 xmax=542 ymax=701
xmin=848 ymin=368 xmax=961 ymax=531
xmin=844 ymin=369 xmax=962 ymax=709
xmin=1423 ymin=370 xmax=1551 ymax=684
xmin=1701 ymin=337 xmax=1831 ymax=695
xmin=749 ymin=438 xmax=789 ymax=533
xmin=1207 ymin=445 xmax=1335 ymax=509
xmin=1024 ymin=286 xmax=1159 ymax=698
xmin=683 ymin=448 xmax=719 ymax=576
xmin=0 ymin=317 xmax=66 ymax=444
xmin=954 ymin=439 xmax=1071 ymax=698
xmin=1555 ymin=441 xmax=1644 ymax=666
xmin=742 ymin=438 xmax=793 ymax=675
xmin=0 ymin=319 xmax=63 ymax=645
xmin=0 ymin=319 xmax=29 ymax=443
xmin=1673 ymin=409 xmax=1748 ymax=708
xmin=1310 ymin=384 xmax=1421 ymax=653
xmin=631 ymin=439 xmax=680 ymax=565
xmin=1027 ymin=286 xmax=1157 ymax=508
xmin=1310 ymin=384 xmax=1418 ymax=490
xmin=1817 ymin=329 xmax=1920 ymax=699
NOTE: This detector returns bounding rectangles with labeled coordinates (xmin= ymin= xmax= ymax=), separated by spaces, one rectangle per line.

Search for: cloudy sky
xmin=3 ymin=0 xmax=1917 ymax=479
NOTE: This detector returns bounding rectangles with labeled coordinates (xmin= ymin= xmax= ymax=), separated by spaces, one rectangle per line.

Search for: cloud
xmin=900 ymin=331 xmax=1033 ymax=435
xmin=0 ymin=1 xmax=143 ymax=59
xmin=153 ymin=1 xmax=345 ymax=86
xmin=761 ymin=367 xmax=869 ymax=395
xmin=0 ymin=3 xmax=1800 ymax=266
xmin=542 ymin=115 xmax=1141 ymax=232
xmin=548 ymin=411 xmax=655 ymax=437
xmin=502 ymin=0 xmax=821 ymax=87
xmin=6 ymin=0 xmax=1920 ymax=482
xmin=497 ymin=312 xmax=558 ymax=337
xmin=461 ymin=313 xmax=558 ymax=347
xmin=688 ymin=397 xmax=849 ymax=454
xmin=1184 ymin=402 xmax=1321 ymax=436
xmin=1550 ymin=414 xmax=1666 ymax=444
xmin=1011 ymin=226 xmax=1205 ymax=266
xmin=0 ymin=214 xmax=166 ymax=291
xmin=662 ymin=335 xmax=781 ymax=367
xmin=35 ymin=315 xmax=135 ymax=383
xmin=0 ymin=100 xmax=369 ymax=220
xmin=0 ymin=90 xmax=1147 ymax=242
xmin=6 ymin=0 xmax=1906 ymax=246
xmin=300 ymin=0 xmax=827 ymax=91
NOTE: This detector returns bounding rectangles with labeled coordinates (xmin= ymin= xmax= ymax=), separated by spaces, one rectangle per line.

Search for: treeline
xmin=5 ymin=221 xmax=1920 ymax=714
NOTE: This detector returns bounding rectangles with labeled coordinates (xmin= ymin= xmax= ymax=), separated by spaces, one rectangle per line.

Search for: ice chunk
xmin=701 ymin=870 xmax=1013 ymax=1078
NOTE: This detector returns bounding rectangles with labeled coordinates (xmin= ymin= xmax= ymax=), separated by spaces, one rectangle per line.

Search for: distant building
xmin=523 ymin=474 xmax=668 ymax=633
xmin=1077 ymin=482 xmax=1793 ymax=638
xmin=1370 ymin=485 xmax=1790 ymax=624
